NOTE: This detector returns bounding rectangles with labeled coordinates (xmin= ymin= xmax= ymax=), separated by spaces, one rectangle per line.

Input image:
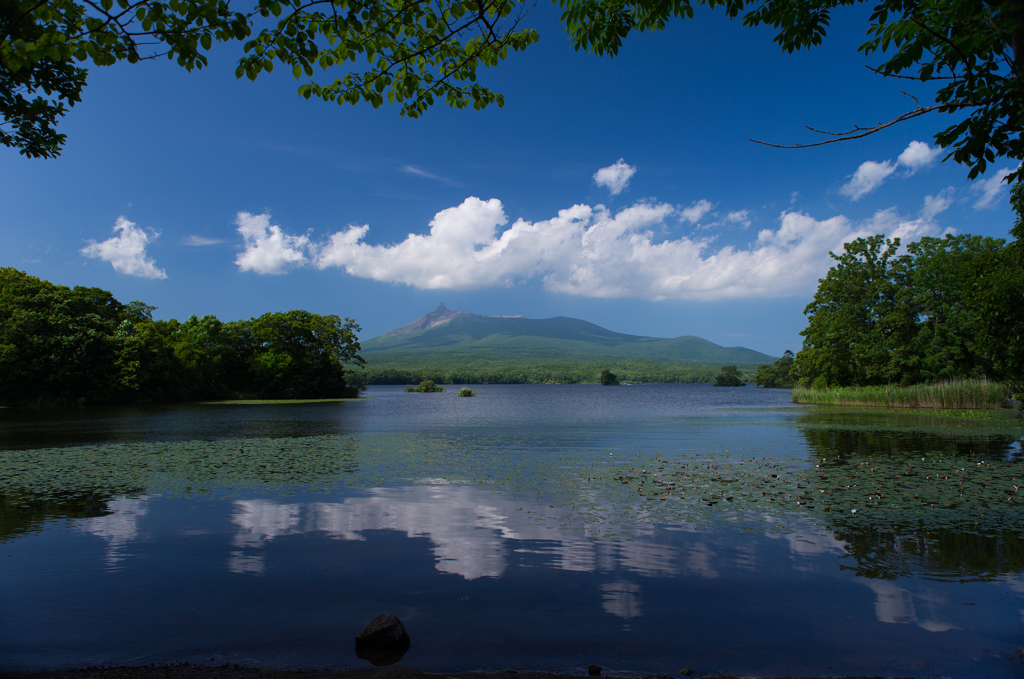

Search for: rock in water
xmin=588 ymin=666 xmax=602 ymax=676
xmin=355 ymin=613 xmax=411 ymax=666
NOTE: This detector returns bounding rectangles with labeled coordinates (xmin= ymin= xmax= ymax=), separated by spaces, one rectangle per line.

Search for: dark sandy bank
xmin=0 ymin=664 xmax=914 ymax=679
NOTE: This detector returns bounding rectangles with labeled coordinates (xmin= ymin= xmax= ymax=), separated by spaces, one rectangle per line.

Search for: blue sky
xmin=1 ymin=3 xmax=1017 ymax=357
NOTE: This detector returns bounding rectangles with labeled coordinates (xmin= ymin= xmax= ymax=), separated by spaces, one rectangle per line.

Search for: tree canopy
xmin=1 ymin=0 xmax=538 ymax=157
xmin=793 ymin=233 xmax=1024 ymax=390
xmin=3 ymin=0 xmax=1023 ymax=185
xmin=0 ymin=267 xmax=366 ymax=404
xmin=713 ymin=364 xmax=745 ymax=386
xmin=753 ymin=349 xmax=794 ymax=388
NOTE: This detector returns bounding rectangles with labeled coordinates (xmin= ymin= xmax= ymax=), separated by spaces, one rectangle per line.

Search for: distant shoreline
xmin=354 ymin=362 xmax=762 ymax=386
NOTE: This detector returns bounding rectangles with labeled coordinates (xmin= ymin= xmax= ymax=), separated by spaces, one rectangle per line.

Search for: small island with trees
xmin=404 ymin=380 xmax=444 ymax=393
xmin=712 ymin=365 xmax=746 ymax=387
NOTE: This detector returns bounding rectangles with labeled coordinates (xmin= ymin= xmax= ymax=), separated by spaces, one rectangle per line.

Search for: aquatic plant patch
xmin=2 ymin=427 xmax=1021 ymax=543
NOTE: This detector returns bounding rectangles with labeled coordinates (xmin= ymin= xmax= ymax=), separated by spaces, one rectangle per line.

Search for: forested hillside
xmin=0 ymin=268 xmax=364 ymax=405
xmin=363 ymin=303 xmax=774 ymax=364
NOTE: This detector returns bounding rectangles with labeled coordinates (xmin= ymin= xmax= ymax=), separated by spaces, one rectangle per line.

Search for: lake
xmin=1 ymin=384 xmax=1023 ymax=677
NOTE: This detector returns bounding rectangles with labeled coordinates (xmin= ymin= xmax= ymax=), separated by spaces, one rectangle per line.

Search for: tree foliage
xmin=404 ymin=379 xmax=443 ymax=391
xmin=0 ymin=267 xmax=124 ymax=403
xmin=3 ymin=0 xmax=1023 ymax=183
xmin=794 ymin=233 xmax=1024 ymax=391
xmin=599 ymin=368 xmax=619 ymax=385
xmin=713 ymin=364 xmax=745 ymax=386
xmin=250 ymin=309 xmax=364 ymax=398
xmin=754 ymin=349 xmax=794 ymax=387
xmin=0 ymin=267 xmax=365 ymax=404
xmin=1 ymin=0 xmax=538 ymax=157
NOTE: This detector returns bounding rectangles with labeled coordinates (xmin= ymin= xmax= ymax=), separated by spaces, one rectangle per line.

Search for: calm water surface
xmin=1 ymin=384 xmax=1023 ymax=677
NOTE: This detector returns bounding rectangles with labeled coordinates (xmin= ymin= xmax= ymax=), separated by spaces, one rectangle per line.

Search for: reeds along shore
xmin=791 ymin=378 xmax=1014 ymax=409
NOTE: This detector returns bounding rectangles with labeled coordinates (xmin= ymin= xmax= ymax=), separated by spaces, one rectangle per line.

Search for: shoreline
xmin=0 ymin=665 xmax=920 ymax=679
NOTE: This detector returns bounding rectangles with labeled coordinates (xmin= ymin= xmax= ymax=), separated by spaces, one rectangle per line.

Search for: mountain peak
xmin=383 ymin=303 xmax=471 ymax=338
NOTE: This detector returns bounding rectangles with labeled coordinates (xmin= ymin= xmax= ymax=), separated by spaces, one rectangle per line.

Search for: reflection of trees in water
xmin=833 ymin=526 xmax=1024 ymax=582
xmin=0 ymin=490 xmax=141 ymax=543
xmin=798 ymin=421 xmax=1024 ymax=580
xmin=794 ymin=407 xmax=1024 ymax=434
xmin=0 ymin=436 xmax=364 ymax=544
xmin=799 ymin=422 xmax=1021 ymax=463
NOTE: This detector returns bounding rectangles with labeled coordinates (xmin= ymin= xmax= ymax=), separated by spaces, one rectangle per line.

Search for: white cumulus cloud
xmin=680 ymin=199 xmax=714 ymax=224
xmin=919 ymin=187 xmax=956 ymax=222
xmin=841 ymin=141 xmax=941 ymax=200
xmin=81 ymin=217 xmax=167 ymax=279
xmin=840 ymin=160 xmax=897 ymax=200
xmin=235 ymin=212 xmax=310 ymax=275
xmin=857 ymin=189 xmax=956 ymax=245
xmin=240 ymin=190 xmax=952 ymax=302
xmin=725 ymin=210 xmax=751 ymax=227
xmin=897 ymin=141 xmax=941 ymax=174
xmin=971 ymin=166 xmax=1017 ymax=209
xmin=593 ymin=159 xmax=637 ymax=195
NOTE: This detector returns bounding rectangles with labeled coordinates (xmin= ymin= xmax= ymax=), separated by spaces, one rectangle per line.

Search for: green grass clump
xmin=457 ymin=388 xmax=477 ymax=397
xmin=792 ymin=378 xmax=1011 ymax=410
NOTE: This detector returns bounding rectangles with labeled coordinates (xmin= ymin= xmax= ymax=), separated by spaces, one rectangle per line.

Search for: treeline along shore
xmin=791 ymin=235 xmax=1023 ymax=390
xmin=357 ymin=360 xmax=755 ymax=386
xmin=0 ymin=268 xmax=365 ymax=405
xmin=0 ymin=268 xmax=758 ymax=406
xmin=3 ymin=230 xmax=1022 ymax=406
xmin=752 ymin=233 xmax=1024 ymax=410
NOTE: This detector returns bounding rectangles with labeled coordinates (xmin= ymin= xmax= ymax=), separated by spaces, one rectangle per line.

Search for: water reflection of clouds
xmin=227 ymin=500 xmax=303 ymax=574
xmin=864 ymin=581 xmax=959 ymax=632
xmin=76 ymin=485 xmax=879 ymax=624
xmin=734 ymin=541 xmax=758 ymax=572
xmin=600 ymin=580 xmax=642 ymax=619
xmin=76 ymin=496 xmax=150 ymax=568
xmin=684 ymin=543 xmax=719 ymax=579
xmin=227 ymin=483 xmax=691 ymax=581
xmin=74 ymin=488 xmax=856 ymax=585
xmin=66 ymin=485 xmax=990 ymax=641
xmin=225 ymin=484 xmax=859 ymax=586
xmin=762 ymin=514 xmax=847 ymax=572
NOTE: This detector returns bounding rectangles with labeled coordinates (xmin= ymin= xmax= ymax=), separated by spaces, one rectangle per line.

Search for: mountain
xmin=361 ymin=304 xmax=775 ymax=365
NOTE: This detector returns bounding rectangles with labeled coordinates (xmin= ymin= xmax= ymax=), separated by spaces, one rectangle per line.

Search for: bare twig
xmin=749 ymin=104 xmax=945 ymax=148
